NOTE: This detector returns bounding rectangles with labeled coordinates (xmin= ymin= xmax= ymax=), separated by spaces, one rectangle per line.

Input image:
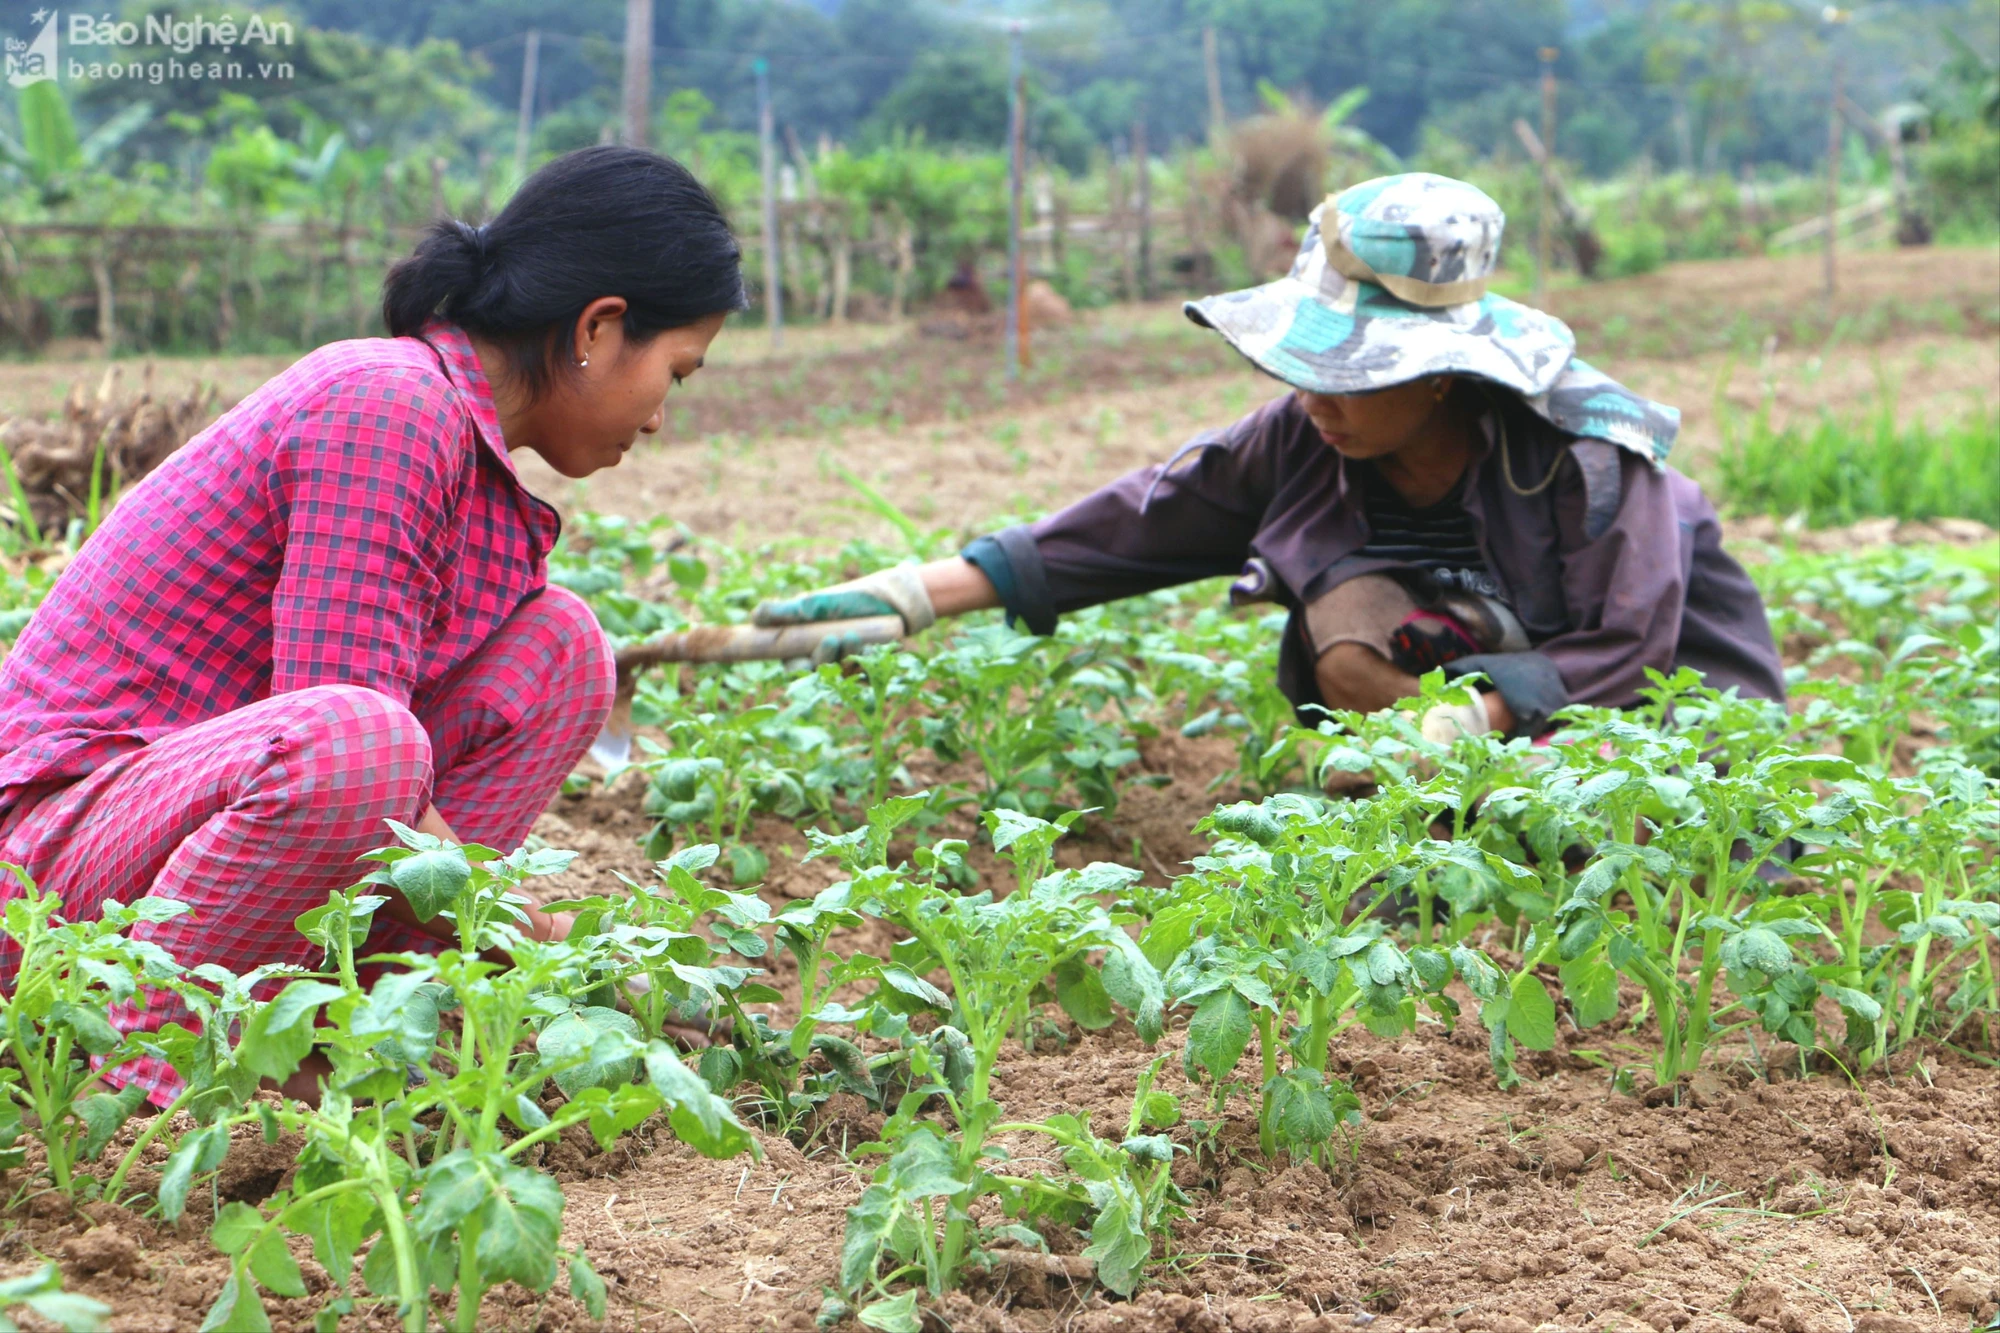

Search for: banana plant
xmin=0 ymin=81 xmax=150 ymax=204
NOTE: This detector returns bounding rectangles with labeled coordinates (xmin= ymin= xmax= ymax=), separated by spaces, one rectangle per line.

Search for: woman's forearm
xmin=377 ymin=804 xmax=566 ymax=946
xmin=919 ymin=558 xmax=1001 ymax=618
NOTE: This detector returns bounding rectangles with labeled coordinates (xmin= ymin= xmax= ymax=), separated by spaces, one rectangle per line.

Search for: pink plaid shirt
xmin=0 ymin=324 xmax=559 ymax=821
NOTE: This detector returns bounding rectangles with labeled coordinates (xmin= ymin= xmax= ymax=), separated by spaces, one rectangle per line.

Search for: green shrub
xmin=1713 ymin=399 xmax=2000 ymax=528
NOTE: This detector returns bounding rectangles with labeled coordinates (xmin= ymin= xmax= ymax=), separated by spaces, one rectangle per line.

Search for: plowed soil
xmin=12 ymin=716 xmax=1996 ymax=1333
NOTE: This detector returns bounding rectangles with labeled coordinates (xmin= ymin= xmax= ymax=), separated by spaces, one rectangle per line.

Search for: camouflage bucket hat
xmin=1186 ymin=172 xmax=1679 ymax=463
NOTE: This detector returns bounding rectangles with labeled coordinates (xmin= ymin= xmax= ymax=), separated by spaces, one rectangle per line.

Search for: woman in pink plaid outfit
xmin=0 ymin=147 xmax=746 ymax=1103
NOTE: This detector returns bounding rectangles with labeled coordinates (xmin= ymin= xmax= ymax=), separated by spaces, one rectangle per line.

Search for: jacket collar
xmin=414 ymin=321 xmax=562 ymax=556
xmin=417 ymin=322 xmax=518 ymax=475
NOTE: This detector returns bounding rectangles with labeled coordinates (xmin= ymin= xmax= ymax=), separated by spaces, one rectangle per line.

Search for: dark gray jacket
xmin=965 ymin=391 xmax=1785 ymax=735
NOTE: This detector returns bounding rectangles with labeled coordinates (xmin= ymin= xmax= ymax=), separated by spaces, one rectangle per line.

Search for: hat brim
xmin=1184 ymin=273 xmax=1574 ymax=401
xmin=1185 ymin=274 xmax=1681 ymax=463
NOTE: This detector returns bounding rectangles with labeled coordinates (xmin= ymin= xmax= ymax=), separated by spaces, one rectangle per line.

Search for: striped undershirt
xmin=1357 ymin=462 xmax=1503 ymax=598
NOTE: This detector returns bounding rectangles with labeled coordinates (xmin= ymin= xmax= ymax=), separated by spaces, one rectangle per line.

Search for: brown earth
xmin=510 ymin=329 xmax=1999 ymax=555
xmin=10 ymin=725 xmax=1995 ymax=1333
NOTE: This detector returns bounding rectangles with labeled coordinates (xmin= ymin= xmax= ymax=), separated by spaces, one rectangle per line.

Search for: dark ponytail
xmin=382 ymin=146 xmax=746 ymax=397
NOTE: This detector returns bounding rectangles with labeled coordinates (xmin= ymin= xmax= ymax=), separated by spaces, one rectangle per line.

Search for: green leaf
xmin=388 ymin=847 xmax=472 ymax=921
xmin=21 ymin=1288 xmax=113 ymax=1333
xmin=49 ymin=1002 xmax=124 ymax=1057
xmin=696 ymin=1044 xmax=743 ymax=1094
xmin=1508 ymin=974 xmax=1557 ymax=1051
xmin=249 ymin=1228 xmax=307 ymax=1299
xmin=567 ymin=1249 xmax=607 ymax=1320
xmin=75 ymin=1082 xmax=147 ymax=1161
xmin=726 ymin=843 xmax=769 ymax=886
xmin=1099 ymin=935 xmax=1167 ymax=1043
xmin=351 ymin=972 xmax=443 ymax=1064
xmin=312 ymin=1298 xmax=354 ymax=1333
xmin=287 ymin=1191 xmax=375 ymax=1285
xmin=200 ymin=1269 xmax=271 ymax=1333
xmin=1558 ymin=915 xmax=1604 ymax=962
xmin=1053 ymin=957 xmax=1114 ymax=1030
xmin=1730 ymin=927 xmax=1793 ymax=976
xmin=884 ymin=1128 xmax=965 ymax=1198
xmin=360 ymin=1231 xmax=454 ymax=1303
xmin=1819 ymin=983 xmax=1883 ymax=1022
xmin=475 ymin=1164 xmax=565 ymax=1293
xmin=1362 ymin=939 xmax=1409 ymax=988
xmin=0 ymin=1264 xmax=109 ymax=1332
xmin=1080 ymin=1183 xmax=1150 ymax=1296
xmin=411 ymin=1150 xmax=490 ymax=1240
xmin=1185 ymin=989 xmax=1253 ymax=1081
xmin=877 ymin=967 xmax=950 ymax=1009
xmin=18 ymin=81 xmax=82 ymax=181
xmin=1559 ymin=957 xmax=1620 ymax=1030
xmin=1450 ymin=945 xmax=1505 ymax=1001
xmin=645 ymin=1042 xmax=755 ymax=1159
xmin=839 ymin=1183 xmax=900 ymax=1292
xmin=239 ymin=981 xmax=345 ymax=1083
xmin=160 ymin=1122 xmax=231 ymax=1221
xmin=538 ymin=1007 xmax=644 ymax=1098
xmin=857 ymin=1290 xmax=921 ymax=1333
xmin=1266 ymin=1067 xmax=1346 ymax=1150
xmin=809 ymin=1034 xmax=875 ymax=1097
xmin=212 ymin=1202 xmax=263 ymax=1257
xmin=1408 ymin=946 xmax=1452 ymax=992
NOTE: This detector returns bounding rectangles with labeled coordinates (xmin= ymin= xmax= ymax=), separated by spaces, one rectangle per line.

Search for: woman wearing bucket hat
xmin=756 ymin=173 xmax=1785 ymax=744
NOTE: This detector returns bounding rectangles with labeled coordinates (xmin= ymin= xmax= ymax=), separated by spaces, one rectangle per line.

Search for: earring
xmin=579 ymin=355 xmax=590 ymax=368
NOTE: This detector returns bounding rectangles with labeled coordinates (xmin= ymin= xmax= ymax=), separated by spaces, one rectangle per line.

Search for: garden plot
xmin=0 ymin=527 xmax=1993 ymax=1333
xmin=0 ymin=249 xmax=1996 ymax=1332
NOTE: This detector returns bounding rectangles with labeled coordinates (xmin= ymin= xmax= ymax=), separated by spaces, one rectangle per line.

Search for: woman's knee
xmin=1314 ymin=642 xmax=1403 ymax=713
xmin=523 ymin=587 xmax=615 ymax=721
xmin=270 ymin=685 xmax=433 ymax=833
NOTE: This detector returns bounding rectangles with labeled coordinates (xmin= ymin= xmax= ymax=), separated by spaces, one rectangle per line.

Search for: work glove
xmin=1420 ymin=690 xmax=1494 ymax=746
xmin=752 ymin=564 xmax=937 ymax=635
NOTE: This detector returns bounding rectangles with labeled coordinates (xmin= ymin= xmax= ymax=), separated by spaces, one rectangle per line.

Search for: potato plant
xmin=160 ymin=826 xmax=753 ymax=1333
xmin=821 ymin=800 xmax=1169 ymax=1320
xmin=0 ymin=879 xmax=193 ymax=1198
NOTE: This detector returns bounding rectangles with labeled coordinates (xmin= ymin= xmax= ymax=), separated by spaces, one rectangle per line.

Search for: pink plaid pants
xmin=0 ymin=587 xmax=612 ymax=1104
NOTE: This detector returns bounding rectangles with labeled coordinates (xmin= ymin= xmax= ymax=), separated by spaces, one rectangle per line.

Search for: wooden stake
xmin=756 ymin=57 xmax=782 ymax=349
xmin=1006 ymin=21 xmax=1027 ymax=380
xmin=1133 ymin=117 xmax=1153 ymax=301
xmin=1203 ymin=27 xmax=1226 ymax=146
xmin=622 ymin=0 xmax=652 ymax=149
xmin=1824 ymin=54 xmax=1841 ymax=297
xmin=1109 ymin=143 xmax=1135 ymax=303
xmin=514 ymin=29 xmax=540 ymax=180
xmin=1535 ymin=46 xmax=1557 ymax=307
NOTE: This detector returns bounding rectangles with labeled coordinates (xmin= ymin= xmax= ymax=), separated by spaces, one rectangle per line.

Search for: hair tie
xmin=450 ymin=219 xmax=491 ymax=265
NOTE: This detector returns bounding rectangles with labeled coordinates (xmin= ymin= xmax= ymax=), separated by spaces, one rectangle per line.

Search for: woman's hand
xmin=752 ymin=564 xmax=937 ymax=633
xmin=523 ymin=907 xmax=573 ymax=943
xmin=1419 ymin=689 xmax=1513 ymax=743
xmin=748 ymin=559 xmax=1000 ymax=661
